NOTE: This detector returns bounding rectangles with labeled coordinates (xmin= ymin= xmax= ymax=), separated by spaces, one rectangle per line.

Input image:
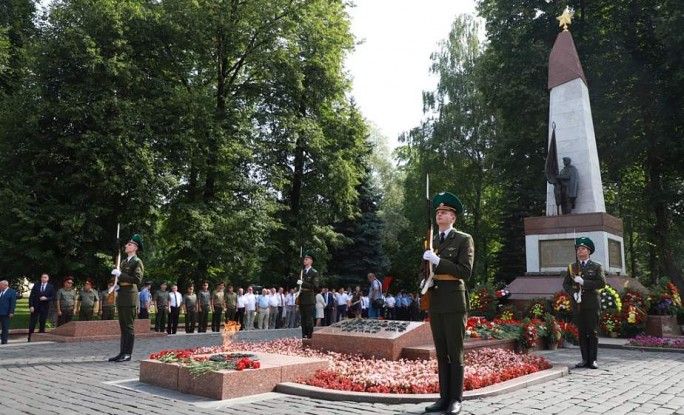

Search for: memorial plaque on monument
xmin=539 ymin=239 xmax=575 ymax=268
xmin=608 ymin=239 xmax=622 ymax=268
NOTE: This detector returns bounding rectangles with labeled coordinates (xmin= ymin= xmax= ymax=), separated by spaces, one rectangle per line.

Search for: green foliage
xmin=0 ymin=0 xmax=373 ymax=291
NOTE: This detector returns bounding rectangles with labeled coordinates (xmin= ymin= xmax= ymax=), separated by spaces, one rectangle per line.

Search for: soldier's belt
xmin=433 ymin=274 xmax=461 ymax=281
xmin=119 ymin=282 xmax=133 ymax=286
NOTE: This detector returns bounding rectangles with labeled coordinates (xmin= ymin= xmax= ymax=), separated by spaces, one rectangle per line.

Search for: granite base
xmin=31 ymin=319 xmax=164 ymax=343
xmin=311 ymin=320 xmax=433 ymax=361
xmin=139 ymin=352 xmax=329 ymax=400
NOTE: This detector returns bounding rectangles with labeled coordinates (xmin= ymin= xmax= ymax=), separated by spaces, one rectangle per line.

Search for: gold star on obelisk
xmin=557 ymin=7 xmax=574 ymax=32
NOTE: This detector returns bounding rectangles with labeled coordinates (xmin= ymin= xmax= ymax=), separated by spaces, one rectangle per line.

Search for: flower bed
xmin=302 ymin=346 xmax=551 ymax=393
xmin=627 ymin=335 xmax=684 ymax=349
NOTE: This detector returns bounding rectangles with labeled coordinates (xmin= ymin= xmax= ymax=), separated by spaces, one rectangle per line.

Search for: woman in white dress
xmin=315 ymin=291 xmax=325 ymax=327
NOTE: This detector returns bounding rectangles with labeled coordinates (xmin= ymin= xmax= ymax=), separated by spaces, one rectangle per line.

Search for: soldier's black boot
xmin=446 ymin=364 xmax=464 ymax=414
xmin=115 ymin=334 xmax=133 ymax=362
xmin=425 ymin=360 xmax=450 ymax=413
xmin=109 ymin=336 xmax=125 ymax=361
xmin=575 ymin=335 xmax=588 ymax=368
xmin=588 ymin=336 xmax=598 ymax=369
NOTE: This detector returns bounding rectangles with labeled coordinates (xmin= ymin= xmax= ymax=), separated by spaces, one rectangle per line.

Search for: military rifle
xmin=294 ymin=246 xmax=303 ymax=305
xmin=420 ymin=174 xmax=434 ymax=303
xmin=571 ymin=231 xmax=582 ymax=310
xmin=106 ymin=223 xmax=121 ymax=304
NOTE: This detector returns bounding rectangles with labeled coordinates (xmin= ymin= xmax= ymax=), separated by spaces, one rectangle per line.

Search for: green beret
xmin=304 ymin=250 xmax=315 ymax=262
xmin=433 ymin=192 xmax=463 ymax=214
xmin=576 ymin=237 xmax=595 ymax=254
xmin=129 ymin=234 xmax=144 ymax=251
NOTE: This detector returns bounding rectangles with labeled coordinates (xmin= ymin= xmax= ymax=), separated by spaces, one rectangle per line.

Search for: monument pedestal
xmin=524 ymin=212 xmax=626 ymax=275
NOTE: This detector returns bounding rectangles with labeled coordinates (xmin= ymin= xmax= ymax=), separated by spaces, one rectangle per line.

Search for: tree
xmin=397 ymin=14 xmax=501 ymax=287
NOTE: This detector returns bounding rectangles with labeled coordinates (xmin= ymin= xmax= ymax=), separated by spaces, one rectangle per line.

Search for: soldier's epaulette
xmin=455 ymin=230 xmax=472 ymax=238
xmin=310 ymin=268 xmax=318 ymax=273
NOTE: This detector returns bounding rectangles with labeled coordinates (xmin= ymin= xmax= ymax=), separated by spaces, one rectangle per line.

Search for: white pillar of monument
xmin=523 ymin=19 xmax=625 ymax=275
xmin=544 ymin=31 xmax=605 ymax=216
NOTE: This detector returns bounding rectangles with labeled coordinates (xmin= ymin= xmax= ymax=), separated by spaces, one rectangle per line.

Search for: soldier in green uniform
xmin=297 ymin=251 xmax=319 ymax=339
xmin=563 ymin=237 xmax=606 ymax=369
xmin=183 ymin=285 xmax=198 ymax=333
xmin=225 ymin=285 xmax=238 ymax=323
xmin=211 ymin=282 xmax=225 ymax=332
xmin=422 ymin=192 xmax=473 ymax=415
xmin=100 ymin=280 xmax=116 ymax=320
xmin=109 ymin=234 xmax=144 ymax=363
xmin=56 ymin=277 xmax=76 ymax=326
xmin=76 ymin=279 xmax=99 ymax=321
xmin=197 ymin=281 xmax=211 ymax=333
xmin=153 ymin=281 xmax=169 ymax=332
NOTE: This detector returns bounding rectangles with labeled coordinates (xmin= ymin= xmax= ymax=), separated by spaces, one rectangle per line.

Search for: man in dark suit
xmin=0 ymin=280 xmax=18 ymax=344
xmin=28 ymin=273 xmax=55 ymax=342
xmin=563 ymin=237 xmax=606 ymax=369
xmin=422 ymin=192 xmax=473 ymax=415
xmin=297 ymin=251 xmax=319 ymax=339
xmin=109 ymin=234 xmax=144 ymax=362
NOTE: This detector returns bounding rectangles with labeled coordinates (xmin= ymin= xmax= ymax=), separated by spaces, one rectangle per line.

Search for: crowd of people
xmin=16 ymin=272 xmax=428 ymax=340
xmin=144 ymin=281 xmax=428 ymax=333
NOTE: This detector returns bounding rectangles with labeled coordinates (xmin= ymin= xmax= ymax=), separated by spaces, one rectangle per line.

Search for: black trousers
xmin=211 ymin=307 xmax=224 ymax=332
xmin=138 ymin=308 xmax=149 ymax=320
xmin=154 ymin=308 xmax=167 ymax=332
xmin=300 ymin=304 xmax=315 ymax=338
xmin=167 ymin=307 xmax=180 ymax=334
xmin=28 ymin=306 xmax=49 ymax=339
xmin=185 ymin=310 xmax=197 ymax=333
xmin=198 ymin=307 xmax=209 ymax=332
xmin=235 ymin=308 xmax=245 ymax=330
xmin=225 ymin=307 xmax=237 ymax=322
xmin=58 ymin=309 xmax=74 ymax=326
xmin=576 ymin=307 xmax=600 ymax=363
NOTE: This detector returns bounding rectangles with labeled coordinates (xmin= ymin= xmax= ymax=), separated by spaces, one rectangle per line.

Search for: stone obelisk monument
xmin=523 ymin=8 xmax=625 ymax=276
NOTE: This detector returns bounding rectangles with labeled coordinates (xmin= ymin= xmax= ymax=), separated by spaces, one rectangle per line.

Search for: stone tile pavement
xmin=2 ymin=330 xmax=684 ymax=415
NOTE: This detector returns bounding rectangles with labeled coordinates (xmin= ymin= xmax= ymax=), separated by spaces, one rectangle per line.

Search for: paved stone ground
xmin=2 ymin=330 xmax=684 ymax=415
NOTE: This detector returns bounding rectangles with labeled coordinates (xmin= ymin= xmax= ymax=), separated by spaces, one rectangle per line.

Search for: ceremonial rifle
xmin=571 ymin=230 xmax=582 ymax=310
xmin=294 ymin=246 xmax=303 ymax=304
xmin=420 ymin=174 xmax=434 ymax=298
xmin=106 ymin=223 xmax=121 ymax=304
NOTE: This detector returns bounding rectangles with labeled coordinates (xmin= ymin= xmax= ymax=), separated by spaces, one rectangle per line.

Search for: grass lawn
xmin=12 ymin=297 xmax=31 ymax=329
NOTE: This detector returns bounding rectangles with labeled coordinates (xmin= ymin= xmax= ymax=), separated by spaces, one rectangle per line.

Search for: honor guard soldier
xmin=297 ymin=251 xmax=319 ymax=339
xmin=422 ymin=192 xmax=473 ymax=415
xmin=563 ymin=237 xmax=606 ymax=369
xmin=109 ymin=234 xmax=144 ymax=362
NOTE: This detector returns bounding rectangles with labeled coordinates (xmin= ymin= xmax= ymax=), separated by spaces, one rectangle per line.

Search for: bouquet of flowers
xmin=648 ymin=280 xmax=682 ymax=316
xmin=496 ymin=304 xmax=519 ymax=321
xmin=621 ymin=303 xmax=647 ymax=337
xmin=495 ymin=287 xmax=511 ymax=301
xmin=559 ymin=321 xmax=579 ymax=345
xmin=599 ymin=311 xmax=622 ymax=335
xmin=519 ymin=318 xmax=539 ymax=350
xmin=526 ymin=298 xmax=548 ymax=319
xmin=469 ymin=287 xmax=497 ymax=319
xmin=551 ymin=291 xmax=572 ymax=318
xmin=599 ymin=285 xmax=622 ymax=311
xmin=544 ymin=313 xmax=562 ymax=347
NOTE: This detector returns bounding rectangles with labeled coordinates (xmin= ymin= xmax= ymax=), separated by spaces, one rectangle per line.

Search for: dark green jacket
xmin=430 ymin=230 xmax=474 ymax=313
xmin=298 ymin=267 xmax=319 ymax=306
xmin=116 ymin=255 xmax=144 ymax=307
xmin=563 ymin=259 xmax=606 ymax=310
